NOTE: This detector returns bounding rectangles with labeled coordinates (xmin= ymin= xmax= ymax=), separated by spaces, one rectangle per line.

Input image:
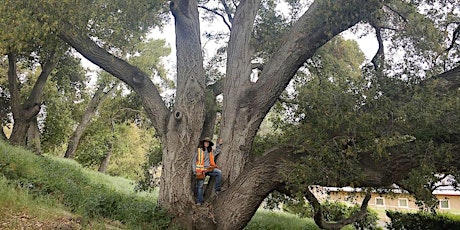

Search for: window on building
xmin=439 ymin=200 xmax=450 ymax=209
xmin=398 ymin=198 xmax=408 ymax=208
xmin=375 ymin=197 xmax=385 ymax=206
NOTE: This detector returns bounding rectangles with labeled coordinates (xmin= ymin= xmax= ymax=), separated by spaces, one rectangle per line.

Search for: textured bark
xmin=64 ymin=83 xmax=119 ymax=159
xmin=157 ymin=0 xmax=207 ymax=222
xmin=7 ymin=51 xmax=57 ymax=146
xmin=214 ymin=146 xmax=299 ymax=230
xmin=26 ymin=118 xmax=41 ymax=154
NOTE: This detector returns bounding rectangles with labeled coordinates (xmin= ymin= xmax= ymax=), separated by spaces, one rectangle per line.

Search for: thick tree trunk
xmin=157 ymin=1 xmax=207 ymax=225
xmin=64 ymin=83 xmax=118 ymax=159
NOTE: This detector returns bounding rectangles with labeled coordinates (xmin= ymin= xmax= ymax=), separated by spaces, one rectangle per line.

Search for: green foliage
xmin=76 ymin=119 xmax=157 ymax=180
xmin=136 ymin=144 xmax=163 ymax=192
xmin=41 ymin=59 xmax=87 ymax=153
xmin=283 ymin=199 xmax=380 ymax=230
xmin=270 ymin=32 xmax=460 ymax=203
xmin=1 ymin=0 xmax=169 ymax=52
xmin=107 ymin=124 xmax=158 ymax=179
xmin=0 ymin=139 xmax=171 ymax=228
xmin=129 ymin=39 xmax=173 ymax=89
xmin=378 ymin=1 xmax=459 ymax=78
xmin=252 ymin=0 xmax=293 ymax=61
xmin=386 ymin=210 xmax=460 ymax=230
xmin=0 ymin=1 xmax=58 ymax=53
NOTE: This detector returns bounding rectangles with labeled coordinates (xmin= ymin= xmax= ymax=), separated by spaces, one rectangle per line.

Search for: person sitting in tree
xmin=192 ymin=137 xmax=222 ymax=205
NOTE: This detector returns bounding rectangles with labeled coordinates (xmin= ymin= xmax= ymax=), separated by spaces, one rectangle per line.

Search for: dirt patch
xmin=0 ymin=212 xmax=82 ymax=230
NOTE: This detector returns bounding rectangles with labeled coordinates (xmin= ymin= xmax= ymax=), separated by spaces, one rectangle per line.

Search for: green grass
xmin=0 ymin=175 xmax=65 ymax=217
xmin=50 ymin=156 xmax=157 ymax=199
xmin=246 ymin=209 xmax=320 ymax=230
xmin=0 ymin=140 xmax=169 ymax=229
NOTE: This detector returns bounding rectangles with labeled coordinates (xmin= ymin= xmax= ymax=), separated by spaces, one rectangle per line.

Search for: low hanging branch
xmin=304 ymin=188 xmax=372 ymax=230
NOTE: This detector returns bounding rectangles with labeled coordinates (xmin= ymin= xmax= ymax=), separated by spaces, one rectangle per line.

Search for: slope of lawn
xmin=0 ymin=140 xmax=169 ymax=229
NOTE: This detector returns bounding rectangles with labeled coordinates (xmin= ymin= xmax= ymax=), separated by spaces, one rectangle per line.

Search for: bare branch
xmin=220 ymin=0 xmax=234 ymax=25
xmin=446 ymin=23 xmax=460 ymax=52
xmin=198 ymin=5 xmax=232 ymax=31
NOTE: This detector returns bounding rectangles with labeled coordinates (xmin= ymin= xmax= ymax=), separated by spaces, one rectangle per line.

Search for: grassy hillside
xmin=0 ymin=140 xmax=322 ymax=229
xmin=0 ymin=140 xmax=168 ymax=229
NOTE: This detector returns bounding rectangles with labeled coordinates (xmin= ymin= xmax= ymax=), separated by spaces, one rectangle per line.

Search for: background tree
xmin=74 ymin=89 xmax=158 ymax=179
xmin=40 ymin=53 xmax=88 ymax=154
xmin=0 ymin=0 xmax=73 ymax=149
xmin=63 ymin=76 xmax=119 ymax=159
xmin=11 ymin=0 xmax=460 ymax=229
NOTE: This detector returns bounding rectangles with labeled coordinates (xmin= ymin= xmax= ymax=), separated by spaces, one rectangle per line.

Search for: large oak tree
xmin=11 ymin=0 xmax=460 ymax=229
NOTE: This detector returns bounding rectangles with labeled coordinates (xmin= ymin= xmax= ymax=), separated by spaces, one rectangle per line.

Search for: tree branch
xmin=225 ymin=0 xmax=261 ymax=93
xmin=250 ymin=0 xmax=384 ymax=122
xmin=446 ymin=23 xmax=459 ymax=52
xmin=58 ymin=21 xmax=170 ymax=137
xmin=370 ymin=23 xmax=385 ymax=71
xmin=198 ymin=5 xmax=231 ymax=31
xmin=214 ymin=145 xmax=299 ymax=230
xmin=304 ymin=188 xmax=371 ymax=230
xmin=7 ymin=52 xmax=21 ymax=116
xmin=383 ymin=3 xmax=408 ymax=23
xmin=24 ymin=48 xmax=59 ymax=109
xmin=221 ymin=0 xmax=234 ymax=25
xmin=431 ymin=64 xmax=460 ymax=92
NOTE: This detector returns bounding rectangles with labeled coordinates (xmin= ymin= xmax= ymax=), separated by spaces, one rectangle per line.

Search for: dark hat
xmin=200 ymin=137 xmax=214 ymax=146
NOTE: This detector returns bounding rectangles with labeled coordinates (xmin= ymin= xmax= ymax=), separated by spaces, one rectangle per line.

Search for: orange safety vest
xmin=195 ymin=148 xmax=217 ymax=173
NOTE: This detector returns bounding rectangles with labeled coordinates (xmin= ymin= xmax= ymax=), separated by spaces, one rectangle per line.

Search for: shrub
xmin=386 ymin=211 xmax=460 ymax=230
xmin=283 ymin=200 xmax=380 ymax=230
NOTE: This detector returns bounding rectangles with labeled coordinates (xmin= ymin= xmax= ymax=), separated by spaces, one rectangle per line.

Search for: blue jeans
xmin=196 ymin=168 xmax=222 ymax=204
